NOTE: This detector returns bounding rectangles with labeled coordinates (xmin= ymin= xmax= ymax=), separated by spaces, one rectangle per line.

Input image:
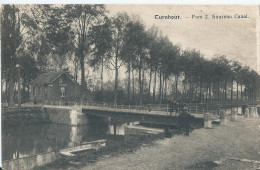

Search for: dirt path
xmin=79 ymin=117 xmax=260 ymax=170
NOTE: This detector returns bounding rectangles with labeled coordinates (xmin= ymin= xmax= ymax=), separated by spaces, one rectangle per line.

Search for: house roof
xmin=30 ymin=72 xmax=76 ymax=85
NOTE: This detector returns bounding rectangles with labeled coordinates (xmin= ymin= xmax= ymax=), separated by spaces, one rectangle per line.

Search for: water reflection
xmin=3 ymin=112 xmax=176 ymax=170
xmin=2 ymin=114 xmax=140 ymax=161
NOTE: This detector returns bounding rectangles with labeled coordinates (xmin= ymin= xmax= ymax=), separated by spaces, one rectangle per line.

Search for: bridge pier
xmin=204 ymin=113 xmax=212 ymax=128
xmin=249 ymin=107 xmax=258 ymax=118
xmin=245 ymin=108 xmax=250 ymax=118
xmin=43 ymin=106 xmax=88 ymax=126
xmin=231 ymin=108 xmax=238 ymax=121
xmin=220 ymin=110 xmax=227 ymax=125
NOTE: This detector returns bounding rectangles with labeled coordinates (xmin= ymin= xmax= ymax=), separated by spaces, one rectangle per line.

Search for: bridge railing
xmin=43 ymin=100 xmax=249 ymax=116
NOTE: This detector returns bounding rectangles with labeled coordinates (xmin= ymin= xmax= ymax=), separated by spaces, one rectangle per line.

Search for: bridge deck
xmin=81 ymin=105 xmax=206 ymax=119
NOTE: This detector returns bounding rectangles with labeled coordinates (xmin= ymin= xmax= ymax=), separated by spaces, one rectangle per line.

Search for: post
xmin=249 ymin=106 xmax=257 ymax=118
xmin=16 ymin=64 xmax=21 ymax=107
xmin=255 ymin=107 xmax=259 ymax=118
xmin=231 ymin=108 xmax=238 ymax=121
xmin=196 ymin=106 xmax=197 ymax=114
xmin=204 ymin=113 xmax=212 ymax=128
xmin=245 ymin=107 xmax=250 ymax=117
xmin=113 ymin=125 xmax=116 ymax=135
xmin=220 ymin=110 xmax=227 ymax=125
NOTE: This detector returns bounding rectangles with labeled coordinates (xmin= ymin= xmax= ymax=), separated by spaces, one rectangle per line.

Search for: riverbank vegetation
xmin=2 ymin=4 xmax=260 ymax=106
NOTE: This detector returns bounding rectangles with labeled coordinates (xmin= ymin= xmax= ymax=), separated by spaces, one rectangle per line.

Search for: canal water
xmin=2 ymin=113 xmax=172 ymax=169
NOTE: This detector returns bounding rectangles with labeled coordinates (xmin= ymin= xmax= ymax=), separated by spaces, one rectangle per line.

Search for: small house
xmin=30 ymin=72 xmax=81 ymax=104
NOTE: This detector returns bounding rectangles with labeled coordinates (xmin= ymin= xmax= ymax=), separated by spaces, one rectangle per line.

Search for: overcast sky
xmin=106 ymin=5 xmax=258 ymax=72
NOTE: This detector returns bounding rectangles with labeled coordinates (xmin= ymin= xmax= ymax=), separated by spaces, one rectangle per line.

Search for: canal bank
xmin=2 ymin=106 xmax=89 ymax=126
xmin=3 ymin=105 xmax=259 ymax=170
xmin=34 ymin=117 xmax=260 ymax=170
xmin=2 ymin=107 xmax=48 ymax=126
xmin=81 ymin=117 xmax=260 ymax=170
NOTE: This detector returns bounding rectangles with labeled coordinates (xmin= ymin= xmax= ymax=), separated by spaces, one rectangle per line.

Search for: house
xmin=30 ymin=72 xmax=81 ymax=104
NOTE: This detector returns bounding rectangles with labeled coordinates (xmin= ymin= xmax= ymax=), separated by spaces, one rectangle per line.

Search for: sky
xmin=106 ymin=5 xmax=259 ymax=72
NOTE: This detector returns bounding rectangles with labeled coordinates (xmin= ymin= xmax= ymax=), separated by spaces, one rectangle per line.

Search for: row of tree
xmin=2 ymin=4 xmax=260 ymax=106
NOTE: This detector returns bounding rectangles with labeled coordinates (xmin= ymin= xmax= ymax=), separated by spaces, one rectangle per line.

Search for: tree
xmin=44 ymin=6 xmax=75 ymax=71
xmin=65 ymin=4 xmax=106 ymax=97
xmin=146 ymin=25 xmax=160 ymax=103
xmin=211 ymin=55 xmax=230 ymax=102
xmin=108 ymin=12 xmax=130 ymax=105
xmin=122 ymin=18 xmax=148 ymax=105
xmin=88 ymin=17 xmax=113 ymax=98
xmin=17 ymin=54 xmax=39 ymax=102
xmin=1 ymin=5 xmax=37 ymax=106
xmin=240 ymin=66 xmax=250 ymax=101
xmin=231 ymin=61 xmax=242 ymax=102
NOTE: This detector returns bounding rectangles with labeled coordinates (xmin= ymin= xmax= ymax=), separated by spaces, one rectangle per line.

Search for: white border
xmin=0 ymin=0 xmax=260 ymax=4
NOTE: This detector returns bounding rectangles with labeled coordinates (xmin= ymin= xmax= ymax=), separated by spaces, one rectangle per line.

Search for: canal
xmin=3 ymin=111 xmax=194 ymax=169
xmin=4 ymin=105 xmax=251 ymax=169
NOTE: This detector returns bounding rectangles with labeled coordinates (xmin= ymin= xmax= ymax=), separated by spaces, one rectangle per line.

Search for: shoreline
xmin=35 ymin=117 xmax=260 ymax=170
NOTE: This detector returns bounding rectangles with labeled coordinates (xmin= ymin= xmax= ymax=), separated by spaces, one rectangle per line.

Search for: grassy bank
xmin=83 ymin=117 xmax=260 ymax=170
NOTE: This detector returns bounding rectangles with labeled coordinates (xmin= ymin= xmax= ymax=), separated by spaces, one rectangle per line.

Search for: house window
xmin=33 ymin=86 xmax=36 ymax=96
xmin=60 ymin=87 xmax=65 ymax=97
xmin=59 ymin=77 xmax=63 ymax=84
xmin=38 ymin=86 xmax=42 ymax=96
xmin=44 ymin=87 xmax=48 ymax=98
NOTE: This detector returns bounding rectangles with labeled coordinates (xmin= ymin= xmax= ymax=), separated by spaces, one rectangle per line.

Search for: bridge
xmin=41 ymin=104 xmax=223 ymax=127
xmin=5 ymin=102 xmax=259 ymax=127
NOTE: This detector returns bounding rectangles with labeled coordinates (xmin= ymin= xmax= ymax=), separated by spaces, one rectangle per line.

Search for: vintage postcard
xmin=1 ymin=4 xmax=260 ymax=170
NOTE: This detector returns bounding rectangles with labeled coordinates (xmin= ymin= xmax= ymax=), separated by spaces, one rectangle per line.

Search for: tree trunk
xmin=114 ymin=47 xmax=119 ymax=106
xmin=189 ymin=79 xmax=192 ymax=103
xmin=127 ymin=62 xmax=131 ymax=104
xmin=138 ymin=56 xmax=142 ymax=105
xmin=217 ymin=80 xmax=220 ymax=102
xmin=8 ymin=68 xmax=15 ymax=107
xmin=231 ymin=79 xmax=233 ymax=102
xmin=175 ymin=74 xmax=178 ymax=101
xmin=159 ymin=69 xmax=162 ymax=104
xmin=164 ymin=77 xmax=167 ymax=101
xmin=236 ymin=82 xmax=238 ymax=102
xmin=224 ymin=79 xmax=227 ymax=101
xmin=209 ymin=82 xmax=211 ymax=102
xmin=245 ymin=86 xmax=247 ymax=101
xmin=141 ymin=68 xmax=145 ymax=104
xmin=153 ymin=70 xmax=157 ymax=103
xmin=161 ymin=75 xmax=165 ymax=101
xmin=132 ymin=69 xmax=135 ymax=101
xmin=74 ymin=59 xmax=78 ymax=83
xmin=79 ymin=51 xmax=86 ymax=100
xmin=101 ymin=57 xmax=104 ymax=92
xmin=5 ymin=75 xmax=9 ymax=103
xmin=241 ymin=85 xmax=243 ymax=101
xmin=199 ymin=81 xmax=202 ymax=102
xmin=254 ymin=82 xmax=256 ymax=101
xmin=183 ymin=84 xmax=186 ymax=102
xmin=205 ymin=84 xmax=208 ymax=102
xmin=148 ymin=67 xmax=152 ymax=102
